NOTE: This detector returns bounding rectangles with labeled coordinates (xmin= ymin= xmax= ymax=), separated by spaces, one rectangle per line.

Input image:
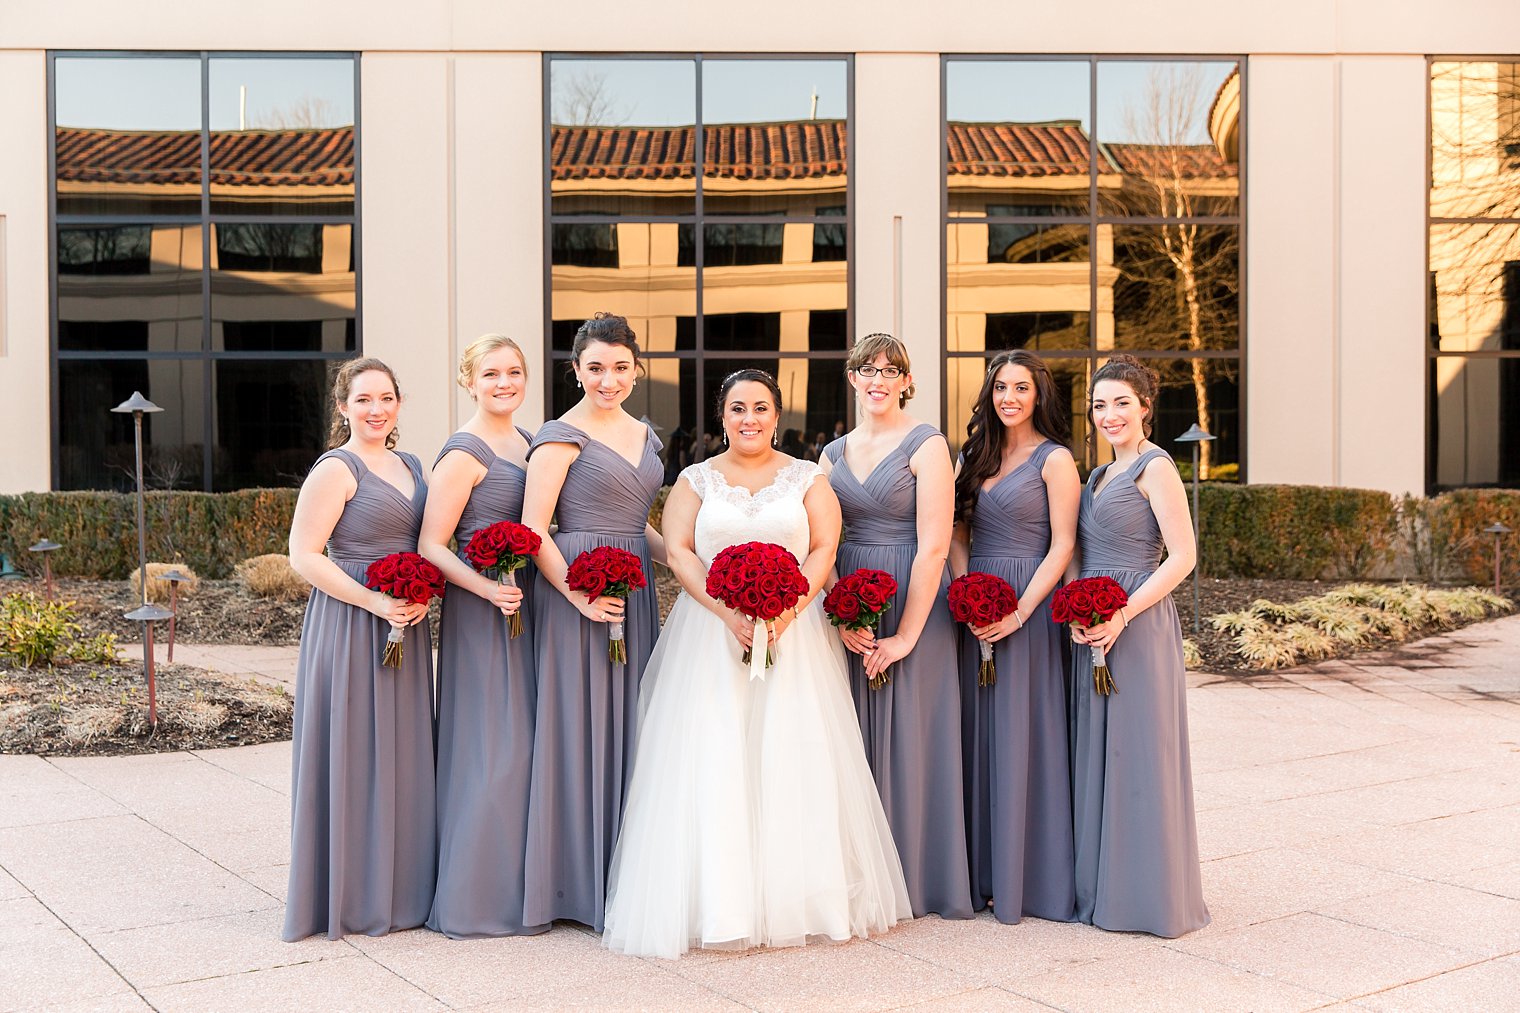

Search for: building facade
xmin=1 ymin=2 xmax=1517 ymax=495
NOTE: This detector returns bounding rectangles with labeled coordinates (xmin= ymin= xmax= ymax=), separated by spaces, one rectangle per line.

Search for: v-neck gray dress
xmin=427 ymin=430 xmax=547 ymax=938
xmin=1071 ymin=446 xmax=1209 ymax=938
xmin=523 ymin=419 xmax=664 ymax=932
xmin=824 ymin=423 xmax=973 ymax=920
xmin=283 ymin=448 xmax=437 ymax=941
xmin=961 ymin=439 xmax=1076 ymax=923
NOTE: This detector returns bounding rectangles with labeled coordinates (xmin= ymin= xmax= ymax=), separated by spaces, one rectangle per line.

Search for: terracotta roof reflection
xmin=946 ymin=121 xmax=1112 ymax=177
xmin=55 ymin=126 xmax=354 ymax=188
xmin=550 ymin=120 xmax=848 ymax=181
xmin=1106 ymin=143 xmax=1237 ymax=179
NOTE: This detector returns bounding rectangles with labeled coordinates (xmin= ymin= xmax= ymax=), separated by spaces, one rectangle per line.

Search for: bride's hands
xmin=724 ymin=609 xmax=756 ymax=651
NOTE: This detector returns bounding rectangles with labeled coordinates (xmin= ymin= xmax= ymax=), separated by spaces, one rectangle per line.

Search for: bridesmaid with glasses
xmin=1069 ymin=353 xmax=1209 ymax=937
xmin=820 ymin=333 xmax=973 ymax=921
xmin=949 ymin=349 xmax=1079 ymax=924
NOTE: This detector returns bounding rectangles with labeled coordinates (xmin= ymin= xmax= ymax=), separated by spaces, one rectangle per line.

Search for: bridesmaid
xmin=283 ymin=358 xmax=435 ymax=941
xmin=949 ymin=349 xmax=1079 ymax=924
xmin=520 ymin=312 xmax=666 ymax=932
xmin=417 ymin=335 xmax=545 ymax=938
xmin=1070 ymin=353 xmax=1209 ymax=937
xmin=820 ymin=333 xmax=973 ymax=921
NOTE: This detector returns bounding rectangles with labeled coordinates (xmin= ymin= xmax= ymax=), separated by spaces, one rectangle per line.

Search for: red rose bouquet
xmin=364 ymin=551 xmax=446 ymax=667
xmin=1050 ymin=576 xmax=1129 ymax=695
xmin=705 ymin=541 xmax=810 ymax=680
xmin=565 ymin=545 xmax=647 ymax=664
xmin=823 ymin=568 xmax=899 ymax=689
xmin=947 ymin=572 xmax=1020 ymax=686
xmin=463 ymin=520 xmax=542 ymax=639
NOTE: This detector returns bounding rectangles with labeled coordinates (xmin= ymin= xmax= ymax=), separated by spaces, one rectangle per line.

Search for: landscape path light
xmin=1483 ymin=522 xmax=1511 ymax=596
xmin=111 ymin=391 xmax=173 ymax=728
xmin=0 ymin=553 xmax=24 ymax=581
xmin=28 ymin=539 xmax=61 ymax=600
xmin=1173 ymin=423 xmax=1216 ymax=634
xmin=158 ymin=568 xmax=190 ymax=664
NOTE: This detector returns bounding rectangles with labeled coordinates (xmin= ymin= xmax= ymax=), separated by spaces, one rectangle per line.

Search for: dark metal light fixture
xmin=158 ymin=568 xmax=191 ymax=664
xmin=28 ymin=539 xmax=62 ymax=601
xmin=1173 ymin=424 xmax=1216 ymax=634
xmin=1483 ymin=522 xmax=1511 ymax=595
xmin=111 ymin=391 xmax=172 ymax=727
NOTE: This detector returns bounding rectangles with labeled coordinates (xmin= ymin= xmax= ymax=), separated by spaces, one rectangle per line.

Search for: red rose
xmin=1066 ymin=589 xmax=1096 ymax=619
xmin=859 ymin=582 xmax=887 ymax=610
xmin=833 ymin=595 xmax=862 ymax=622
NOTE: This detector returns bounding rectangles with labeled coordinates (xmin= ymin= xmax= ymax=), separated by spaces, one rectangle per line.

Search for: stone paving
xmin=4 ymin=616 xmax=1518 ymax=1012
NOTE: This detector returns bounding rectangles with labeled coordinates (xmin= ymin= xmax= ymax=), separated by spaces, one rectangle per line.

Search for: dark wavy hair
xmin=953 ymin=349 xmax=1068 ymax=525
xmin=714 ymin=368 xmax=784 ymax=424
xmin=570 ymin=311 xmax=641 ymax=364
xmin=1089 ymin=353 xmax=1159 ymax=437
xmin=328 ymin=357 xmax=401 ymax=450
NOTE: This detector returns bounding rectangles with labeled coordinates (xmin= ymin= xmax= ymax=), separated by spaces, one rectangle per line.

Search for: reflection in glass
xmin=213 ymin=359 xmax=330 ymax=489
xmin=809 ymin=308 xmax=848 ymax=351
xmin=946 ymin=60 xmax=1092 ymax=217
xmin=208 ymin=57 xmax=355 ymax=216
xmin=1144 ymin=357 xmax=1240 ymax=479
xmin=813 ymin=206 xmax=847 ymax=262
xmin=1111 ymin=224 xmax=1239 ymax=351
xmin=550 ymin=59 xmax=697 ymax=216
xmin=1432 ymin=356 xmax=1520 ymax=487
xmin=700 ymin=60 xmax=848 ymax=216
xmin=947 ymin=222 xmax=1091 ymax=352
xmin=57 ymin=224 xmax=202 ymax=352
xmin=1430 ymin=62 xmax=1520 ymax=222
xmin=1429 ymin=224 xmax=1520 ymax=353
xmin=551 ymin=222 xmax=696 ymax=354
xmin=58 ymin=358 xmax=206 ymax=490
xmin=945 ymin=355 xmax=1089 ymax=462
xmin=212 ymin=224 xmax=355 ymax=351
xmin=705 ymin=313 xmax=780 ymax=352
xmin=700 ymin=224 xmax=785 ymax=267
xmin=1096 ymin=61 xmax=1240 ymax=217
xmin=552 ymin=223 xmax=619 ymax=268
xmin=54 ymin=57 xmax=202 ymax=216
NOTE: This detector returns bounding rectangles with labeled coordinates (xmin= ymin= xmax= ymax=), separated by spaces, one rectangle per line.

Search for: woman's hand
xmin=1078 ymin=613 xmax=1127 ymax=651
xmin=573 ymin=593 xmax=625 ymax=624
xmin=487 ymin=580 xmax=523 ymax=618
xmin=371 ymin=592 xmax=429 ymax=630
xmin=864 ymin=633 xmax=913 ymax=680
xmin=839 ymin=624 xmax=876 ymax=656
xmin=970 ymin=610 xmax=1024 ymax=645
xmin=724 ymin=609 xmax=756 ymax=651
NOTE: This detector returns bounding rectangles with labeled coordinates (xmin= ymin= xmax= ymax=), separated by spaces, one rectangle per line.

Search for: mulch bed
xmin=50 ymin=577 xmax=310 ymax=646
xmin=0 ymin=661 xmax=292 ymax=757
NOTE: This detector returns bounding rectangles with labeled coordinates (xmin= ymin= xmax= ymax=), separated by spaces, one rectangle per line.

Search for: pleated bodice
xmin=320 ymin=449 xmax=427 ymax=567
xmin=969 ymin=440 xmax=1062 ymax=559
xmin=1078 ymin=447 xmax=1171 ymax=575
xmin=825 ymin=423 xmax=945 ymax=544
xmin=530 ymin=420 xmax=663 ymax=537
xmin=435 ymin=430 xmax=533 ymax=548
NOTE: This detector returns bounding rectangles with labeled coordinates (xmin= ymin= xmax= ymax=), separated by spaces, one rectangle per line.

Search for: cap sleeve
xmin=435 ymin=432 xmax=493 ymax=469
xmin=821 ymin=436 xmax=846 ymax=464
xmin=312 ymin=448 xmax=365 ymax=481
xmin=901 ymin=422 xmax=949 ymax=460
xmin=528 ymin=420 xmax=588 ymax=460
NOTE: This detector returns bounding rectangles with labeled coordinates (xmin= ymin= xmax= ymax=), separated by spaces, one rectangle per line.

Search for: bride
xmin=603 ymin=369 xmax=910 ymax=959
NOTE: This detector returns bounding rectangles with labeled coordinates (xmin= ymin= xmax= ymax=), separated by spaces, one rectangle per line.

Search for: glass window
xmin=945 ymin=57 xmax=1243 ymax=474
xmin=1429 ymin=60 xmax=1520 ymax=488
xmin=547 ymin=54 xmax=852 ymax=463
xmin=52 ymin=53 xmax=359 ymax=490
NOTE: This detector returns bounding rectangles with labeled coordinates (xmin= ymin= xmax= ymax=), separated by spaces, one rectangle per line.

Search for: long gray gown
xmin=426 ymin=430 xmax=547 ymax=938
xmin=1071 ymin=445 xmax=1210 ymax=938
xmin=283 ymin=448 xmax=437 ymax=941
xmin=961 ymin=439 xmax=1076 ymax=923
xmin=522 ymin=419 xmax=663 ymax=932
xmin=825 ymin=424 xmax=974 ymax=920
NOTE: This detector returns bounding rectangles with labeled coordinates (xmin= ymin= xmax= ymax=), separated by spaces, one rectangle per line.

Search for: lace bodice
xmin=682 ymin=458 xmax=821 ymax=566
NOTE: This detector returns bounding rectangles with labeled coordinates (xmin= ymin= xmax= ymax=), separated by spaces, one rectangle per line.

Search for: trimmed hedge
xmin=0 ymin=489 xmax=297 ymax=580
xmin=2 ymin=483 xmax=1517 ymax=585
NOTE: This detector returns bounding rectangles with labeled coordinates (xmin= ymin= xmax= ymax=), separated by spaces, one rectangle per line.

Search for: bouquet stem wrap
xmin=500 ymin=569 xmax=523 ymax=639
xmin=608 ymin=613 xmax=627 ymax=665
xmin=1091 ymin=643 xmax=1116 ymax=696
xmin=742 ymin=618 xmax=773 ymax=682
xmin=975 ymin=638 xmax=996 ymax=687
xmin=382 ymin=627 xmax=406 ymax=668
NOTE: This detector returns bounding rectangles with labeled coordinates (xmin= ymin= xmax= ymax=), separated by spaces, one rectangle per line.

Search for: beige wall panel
xmin=453 ymin=53 xmax=545 ymax=429
xmin=1245 ymin=57 xmax=1336 ymax=486
xmin=361 ymin=54 xmax=453 ymax=470
xmin=854 ymin=53 xmax=942 ymax=426
xmin=1337 ymin=0 xmax=1520 ymax=56
xmin=0 ymin=51 xmax=51 ymax=493
xmin=1337 ymin=57 xmax=1426 ymax=495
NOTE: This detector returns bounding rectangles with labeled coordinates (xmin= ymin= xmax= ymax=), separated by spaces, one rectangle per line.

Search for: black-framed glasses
xmin=852 ymin=365 xmax=903 ymax=379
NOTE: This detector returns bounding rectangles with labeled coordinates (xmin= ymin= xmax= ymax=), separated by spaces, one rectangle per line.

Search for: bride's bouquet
xmin=705 ymin=541 xmax=810 ymax=680
xmin=1051 ymin=576 xmax=1129 ymax=696
xmin=566 ymin=546 xmax=647 ymax=664
xmin=363 ymin=551 xmax=446 ymax=667
xmin=947 ymin=572 xmax=1020 ymax=687
xmin=824 ymin=568 xmax=898 ymax=690
xmin=463 ymin=520 xmax=541 ymax=638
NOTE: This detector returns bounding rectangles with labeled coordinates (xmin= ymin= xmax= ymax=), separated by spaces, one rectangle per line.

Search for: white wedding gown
xmin=603 ymin=459 xmax=910 ymax=959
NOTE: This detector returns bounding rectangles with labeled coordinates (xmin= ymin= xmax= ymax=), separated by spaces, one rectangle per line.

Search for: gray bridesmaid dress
xmin=283 ymin=448 xmax=437 ymax=941
xmin=427 ymin=430 xmax=547 ymax=938
xmin=825 ymin=423 xmax=973 ymax=920
xmin=961 ymin=439 xmax=1076 ymax=923
xmin=1070 ymin=446 xmax=1209 ymax=938
xmin=522 ymin=419 xmax=663 ymax=932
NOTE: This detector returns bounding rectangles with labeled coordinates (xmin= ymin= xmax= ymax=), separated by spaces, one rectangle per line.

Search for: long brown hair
xmin=328 ymin=357 xmax=401 ymax=450
xmin=953 ymin=349 xmax=1068 ymax=525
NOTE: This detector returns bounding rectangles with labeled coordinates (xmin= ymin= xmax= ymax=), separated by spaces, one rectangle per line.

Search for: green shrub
xmin=1197 ymin=484 xmax=1399 ymax=580
xmin=1427 ymin=489 xmax=1520 ymax=587
xmin=0 ymin=592 xmax=120 ymax=668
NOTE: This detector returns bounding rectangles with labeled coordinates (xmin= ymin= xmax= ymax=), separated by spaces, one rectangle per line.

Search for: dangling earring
xmin=772 ymin=429 xmax=779 ymax=448
xmin=340 ymin=416 xmax=349 ymax=428
xmin=722 ymin=430 xmax=729 ymax=447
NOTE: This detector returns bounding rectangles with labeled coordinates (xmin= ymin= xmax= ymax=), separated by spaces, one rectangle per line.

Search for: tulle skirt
xmin=602 ymin=593 xmax=910 ymax=959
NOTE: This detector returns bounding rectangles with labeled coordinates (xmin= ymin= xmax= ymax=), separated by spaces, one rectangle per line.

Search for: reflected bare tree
xmin=250 ymin=96 xmax=343 ymax=130
xmin=552 ymin=69 xmax=629 ymax=126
